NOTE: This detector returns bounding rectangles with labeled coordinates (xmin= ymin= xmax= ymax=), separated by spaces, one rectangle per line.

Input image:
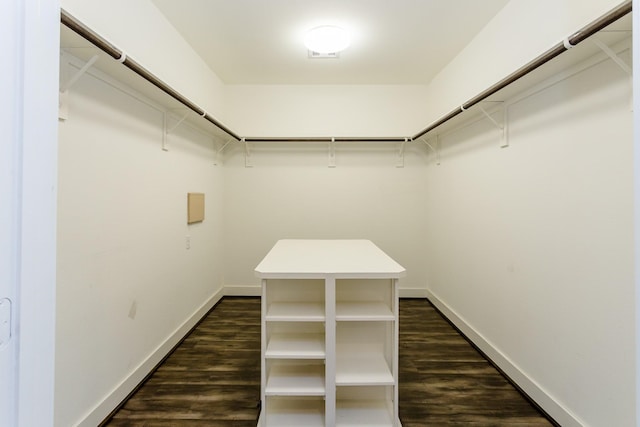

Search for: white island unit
xmin=255 ymin=239 xmax=406 ymax=427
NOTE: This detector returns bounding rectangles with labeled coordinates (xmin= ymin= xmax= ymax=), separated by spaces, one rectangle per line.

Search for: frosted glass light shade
xmin=304 ymin=25 xmax=350 ymax=54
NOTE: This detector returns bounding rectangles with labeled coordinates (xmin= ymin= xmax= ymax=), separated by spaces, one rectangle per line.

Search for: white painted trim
xmin=76 ymin=287 xmax=224 ymax=427
xmin=16 ymin=0 xmax=60 ymax=425
xmin=224 ymin=284 xmax=429 ymax=299
xmin=1 ymin=2 xmax=24 ymax=425
xmin=425 ymin=289 xmax=584 ymax=427
xmin=224 ymin=284 xmax=262 ymax=296
xmin=633 ymin=2 xmax=640 ymax=426
xmin=631 ymin=0 xmax=640 ymax=426
xmin=399 ymin=287 xmax=429 ymax=298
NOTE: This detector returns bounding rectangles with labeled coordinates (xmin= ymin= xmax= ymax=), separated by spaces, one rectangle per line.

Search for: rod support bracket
xmin=421 ymin=136 xmax=440 ymax=166
xmin=243 ymin=138 xmax=252 ymax=168
xmin=592 ymin=37 xmax=631 ymax=76
xmin=214 ymin=138 xmax=234 ymax=166
xmin=59 ymin=54 xmax=99 ymax=120
xmin=162 ymin=112 xmax=169 ymax=151
xmin=162 ymin=108 xmax=191 ymax=151
xmin=165 ymin=109 xmax=191 ymax=135
xmin=396 ymin=138 xmax=409 ymax=168
xmin=477 ymin=102 xmax=508 ymax=148
xmin=60 ymin=54 xmax=99 ymax=94
xmin=328 ymin=138 xmax=336 ymax=168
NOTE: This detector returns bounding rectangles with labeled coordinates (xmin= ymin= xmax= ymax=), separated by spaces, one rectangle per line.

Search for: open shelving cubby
xmin=255 ymin=240 xmax=405 ymax=426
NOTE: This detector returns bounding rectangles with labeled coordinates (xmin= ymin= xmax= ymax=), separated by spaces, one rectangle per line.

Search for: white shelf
xmin=336 ymin=355 xmax=394 ymax=386
xmin=263 ymin=398 xmax=325 ymax=427
xmin=255 ymin=240 xmax=406 ymax=279
xmin=336 ymin=400 xmax=395 ymax=427
xmin=336 ymin=302 xmax=394 ymax=321
xmin=266 ymin=363 xmax=325 ymax=396
xmin=265 ymin=333 xmax=325 ymax=359
xmin=257 ymin=240 xmax=403 ymax=426
xmin=267 ymin=302 xmax=325 ymax=322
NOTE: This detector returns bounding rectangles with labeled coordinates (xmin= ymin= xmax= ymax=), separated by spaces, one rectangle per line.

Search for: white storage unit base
xmin=337 ymin=400 xmax=396 ymax=426
xmin=261 ymin=398 xmax=325 ymax=427
xmin=256 ymin=240 xmax=405 ymax=427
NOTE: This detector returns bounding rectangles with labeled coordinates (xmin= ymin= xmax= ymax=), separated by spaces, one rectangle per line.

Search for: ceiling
xmin=150 ymin=0 xmax=510 ymax=85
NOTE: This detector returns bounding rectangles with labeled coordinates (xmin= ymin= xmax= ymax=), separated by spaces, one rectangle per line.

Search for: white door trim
xmin=633 ymin=2 xmax=640 ymax=427
xmin=0 ymin=0 xmax=23 ymax=424
xmin=0 ymin=0 xmax=59 ymax=426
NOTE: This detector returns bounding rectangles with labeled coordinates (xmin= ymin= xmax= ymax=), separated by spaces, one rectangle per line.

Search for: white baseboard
xmin=399 ymin=287 xmax=429 ymax=298
xmin=425 ymin=289 xmax=583 ymax=427
xmin=224 ymin=284 xmax=261 ymax=296
xmin=76 ymin=284 xmax=427 ymax=426
xmin=225 ymin=285 xmax=429 ymax=299
xmin=76 ymin=287 xmax=225 ymax=427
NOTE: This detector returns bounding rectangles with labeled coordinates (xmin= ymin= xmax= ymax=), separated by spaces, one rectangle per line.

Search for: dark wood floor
xmin=104 ymin=297 xmax=554 ymax=427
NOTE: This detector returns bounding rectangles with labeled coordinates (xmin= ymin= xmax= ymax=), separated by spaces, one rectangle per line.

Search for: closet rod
xmin=244 ymin=137 xmax=408 ymax=143
xmin=61 ymin=1 xmax=630 ymax=145
xmin=411 ymin=0 xmax=632 ymax=141
xmin=60 ymin=9 xmax=241 ymax=142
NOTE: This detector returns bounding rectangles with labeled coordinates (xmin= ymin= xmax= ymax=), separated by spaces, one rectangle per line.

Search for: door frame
xmin=0 ymin=0 xmax=59 ymax=426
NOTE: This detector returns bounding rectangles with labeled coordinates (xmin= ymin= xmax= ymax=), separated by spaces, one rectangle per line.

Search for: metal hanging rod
xmin=60 ymin=9 xmax=241 ymax=142
xmin=61 ymin=1 xmax=631 ymax=144
xmin=411 ymin=0 xmax=632 ymax=141
xmin=243 ymin=137 xmax=408 ymax=143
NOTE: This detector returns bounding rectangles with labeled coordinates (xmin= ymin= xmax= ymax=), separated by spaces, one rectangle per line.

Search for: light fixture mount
xmin=304 ymin=25 xmax=350 ymax=55
xmin=308 ymin=50 xmax=340 ymax=59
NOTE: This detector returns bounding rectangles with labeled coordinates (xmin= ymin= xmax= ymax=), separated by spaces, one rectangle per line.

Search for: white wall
xmin=59 ymin=0 xmax=625 ymax=139
xmin=224 ymin=84 xmax=430 ymax=138
xmin=424 ymin=44 xmax=634 ymax=426
xmin=54 ymin=1 xmax=635 ymax=426
xmin=55 ymin=54 xmax=226 ymax=427
xmin=221 ymin=141 xmax=429 ymax=296
xmin=60 ymin=0 xmax=230 ymax=127
xmin=422 ymin=0 xmax=626 ymax=124
xmin=216 ymin=0 xmax=626 ymax=138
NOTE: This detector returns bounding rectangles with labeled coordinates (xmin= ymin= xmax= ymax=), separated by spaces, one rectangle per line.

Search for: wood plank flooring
xmin=104 ymin=297 xmax=554 ymax=427
xmin=398 ymin=299 xmax=553 ymax=427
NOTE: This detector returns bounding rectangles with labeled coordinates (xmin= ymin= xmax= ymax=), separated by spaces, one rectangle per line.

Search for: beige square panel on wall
xmin=187 ymin=193 xmax=205 ymax=224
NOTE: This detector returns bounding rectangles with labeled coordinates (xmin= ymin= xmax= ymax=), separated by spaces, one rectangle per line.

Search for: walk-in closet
xmin=2 ymin=1 xmax=637 ymax=426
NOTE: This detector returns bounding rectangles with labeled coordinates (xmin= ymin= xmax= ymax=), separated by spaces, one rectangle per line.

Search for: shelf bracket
xmin=477 ymin=101 xmax=508 ymax=148
xmin=421 ymin=136 xmax=440 ymax=165
xmin=162 ymin=113 xmax=169 ymax=151
xmin=214 ymin=138 xmax=234 ymax=166
xmin=162 ymin=108 xmax=191 ymax=152
xmin=328 ymin=138 xmax=336 ymax=168
xmin=166 ymin=109 xmax=191 ymax=135
xmin=244 ymin=138 xmax=252 ymax=168
xmin=503 ymin=105 xmax=510 ymax=148
xmin=396 ymin=138 xmax=409 ymax=168
xmin=60 ymin=54 xmax=99 ymax=94
xmin=592 ymin=37 xmax=631 ymax=76
xmin=59 ymin=54 xmax=99 ymax=120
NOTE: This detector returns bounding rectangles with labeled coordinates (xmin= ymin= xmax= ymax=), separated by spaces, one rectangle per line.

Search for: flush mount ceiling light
xmin=304 ymin=25 xmax=351 ymax=55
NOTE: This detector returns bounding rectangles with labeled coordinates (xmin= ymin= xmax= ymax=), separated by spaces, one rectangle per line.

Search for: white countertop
xmin=255 ymin=239 xmax=406 ymax=279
